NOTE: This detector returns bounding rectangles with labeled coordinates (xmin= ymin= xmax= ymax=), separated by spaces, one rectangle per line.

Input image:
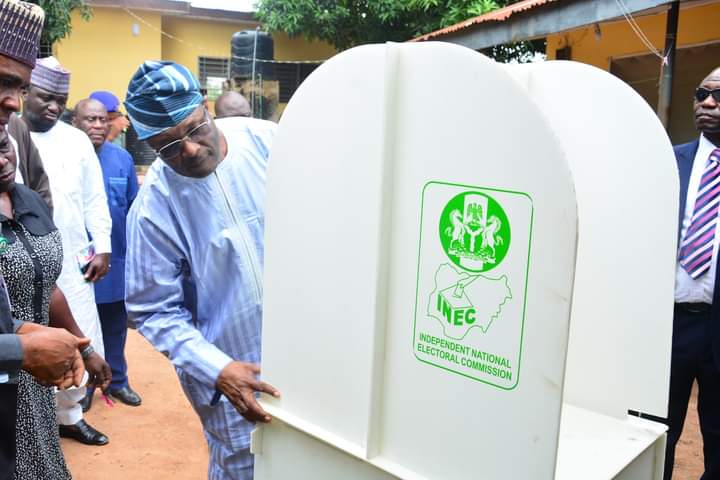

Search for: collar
xmin=699 ymin=134 xmax=719 ymax=162
xmin=0 ymin=186 xmax=37 ymax=222
xmin=0 ymin=184 xmax=55 ymax=239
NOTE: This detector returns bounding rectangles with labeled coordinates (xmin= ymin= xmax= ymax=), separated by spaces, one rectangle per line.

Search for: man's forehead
xmin=76 ymin=100 xmax=107 ymax=116
xmin=149 ymin=105 xmax=204 ymax=142
xmin=31 ymin=84 xmax=68 ymax=99
xmin=701 ymin=68 xmax=720 ymax=85
xmin=0 ymin=54 xmax=31 ymax=83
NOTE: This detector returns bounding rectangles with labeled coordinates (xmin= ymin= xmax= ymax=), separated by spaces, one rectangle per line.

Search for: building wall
xmin=55 ymin=7 xmax=336 ymax=112
xmin=545 ymin=2 xmax=720 ymax=67
xmin=545 ymin=1 xmax=720 ymax=143
xmin=55 ymin=7 xmax=163 ymax=108
xmin=273 ymin=32 xmax=336 ymax=61
xmin=160 ymin=16 xmax=256 ymax=79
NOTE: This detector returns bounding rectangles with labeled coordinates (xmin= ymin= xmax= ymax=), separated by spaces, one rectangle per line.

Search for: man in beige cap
xmin=0 ymin=0 xmax=91 ymax=475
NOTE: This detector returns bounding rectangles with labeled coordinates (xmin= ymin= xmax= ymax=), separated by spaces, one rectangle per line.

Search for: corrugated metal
xmin=411 ymin=0 xmax=563 ymax=42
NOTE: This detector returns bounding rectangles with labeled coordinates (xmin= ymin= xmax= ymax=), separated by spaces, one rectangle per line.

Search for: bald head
xmin=73 ymin=98 xmax=108 ymax=150
xmin=215 ymin=91 xmax=251 ymax=119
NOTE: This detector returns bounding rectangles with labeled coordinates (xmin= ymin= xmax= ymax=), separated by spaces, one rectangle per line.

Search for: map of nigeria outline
xmin=427 ymin=263 xmax=512 ymax=340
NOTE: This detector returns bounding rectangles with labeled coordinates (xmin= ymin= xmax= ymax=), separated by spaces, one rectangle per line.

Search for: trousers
xmin=98 ymin=301 xmax=129 ymax=389
xmin=663 ymin=305 xmax=720 ymax=480
xmin=0 ymin=384 xmax=17 ymax=480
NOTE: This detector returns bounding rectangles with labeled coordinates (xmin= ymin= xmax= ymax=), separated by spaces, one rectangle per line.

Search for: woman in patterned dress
xmin=0 ymin=128 xmax=110 ymax=478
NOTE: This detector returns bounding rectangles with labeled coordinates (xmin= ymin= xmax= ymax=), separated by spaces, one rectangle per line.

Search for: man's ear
xmin=203 ymin=96 xmax=209 ymax=108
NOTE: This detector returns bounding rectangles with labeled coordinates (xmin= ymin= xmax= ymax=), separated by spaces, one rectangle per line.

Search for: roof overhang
xmin=412 ymin=0 xmax=676 ymax=49
xmin=87 ymin=0 xmax=259 ymax=25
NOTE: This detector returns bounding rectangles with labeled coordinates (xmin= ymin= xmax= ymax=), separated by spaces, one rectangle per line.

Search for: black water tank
xmin=231 ymin=30 xmax=274 ymax=79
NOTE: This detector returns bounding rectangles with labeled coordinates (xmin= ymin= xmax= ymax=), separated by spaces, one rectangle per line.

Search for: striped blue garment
xmin=125 ymin=117 xmax=274 ymax=478
xmin=124 ymin=61 xmax=204 ymax=140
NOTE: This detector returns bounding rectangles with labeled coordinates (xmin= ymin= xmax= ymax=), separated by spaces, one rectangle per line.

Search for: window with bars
xmin=38 ymin=42 xmax=53 ymax=58
xmin=274 ymin=63 xmax=321 ymax=103
xmin=198 ymin=56 xmax=230 ymax=100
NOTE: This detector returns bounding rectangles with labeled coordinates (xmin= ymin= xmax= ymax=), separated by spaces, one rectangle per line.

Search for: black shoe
xmin=107 ymin=386 xmax=142 ymax=407
xmin=80 ymin=389 xmax=94 ymax=413
xmin=58 ymin=420 xmax=109 ymax=446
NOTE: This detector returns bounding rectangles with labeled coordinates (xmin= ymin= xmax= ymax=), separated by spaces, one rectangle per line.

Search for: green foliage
xmin=26 ymin=0 xmax=92 ymax=46
xmin=256 ymin=0 xmax=511 ymax=50
xmin=406 ymin=0 xmax=500 ymax=28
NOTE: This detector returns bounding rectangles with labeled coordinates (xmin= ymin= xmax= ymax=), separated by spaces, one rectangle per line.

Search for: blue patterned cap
xmin=124 ymin=61 xmax=203 ymax=140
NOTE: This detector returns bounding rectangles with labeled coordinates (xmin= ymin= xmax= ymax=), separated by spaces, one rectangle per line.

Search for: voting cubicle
xmin=254 ymin=42 xmax=678 ymax=479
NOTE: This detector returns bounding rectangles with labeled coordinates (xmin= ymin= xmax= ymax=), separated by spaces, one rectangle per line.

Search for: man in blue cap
xmin=124 ymin=61 xmax=279 ymax=479
xmin=73 ymin=97 xmax=141 ymax=409
xmin=90 ymin=90 xmax=130 ymax=147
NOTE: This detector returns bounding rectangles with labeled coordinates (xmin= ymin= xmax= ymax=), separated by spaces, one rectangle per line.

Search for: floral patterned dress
xmin=0 ymin=185 xmax=70 ymax=480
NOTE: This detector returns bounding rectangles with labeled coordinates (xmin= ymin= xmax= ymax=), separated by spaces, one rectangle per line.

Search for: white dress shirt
xmin=675 ymin=134 xmax=720 ymax=303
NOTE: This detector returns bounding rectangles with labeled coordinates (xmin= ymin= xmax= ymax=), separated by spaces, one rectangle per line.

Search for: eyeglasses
xmin=155 ymin=113 xmax=211 ymax=160
xmin=695 ymin=87 xmax=720 ymax=103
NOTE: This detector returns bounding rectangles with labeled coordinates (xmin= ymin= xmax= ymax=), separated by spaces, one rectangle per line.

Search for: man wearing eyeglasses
xmin=665 ymin=66 xmax=720 ymax=480
xmin=124 ymin=61 xmax=279 ymax=480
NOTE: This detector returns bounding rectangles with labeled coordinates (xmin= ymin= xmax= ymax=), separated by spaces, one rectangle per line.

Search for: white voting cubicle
xmin=253 ymin=42 xmax=677 ymax=479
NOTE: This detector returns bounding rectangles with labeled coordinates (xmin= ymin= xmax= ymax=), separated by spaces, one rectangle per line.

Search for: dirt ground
xmin=62 ymin=331 xmax=705 ymax=479
xmin=674 ymin=382 xmax=704 ymax=479
xmin=62 ymin=330 xmax=208 ymax=479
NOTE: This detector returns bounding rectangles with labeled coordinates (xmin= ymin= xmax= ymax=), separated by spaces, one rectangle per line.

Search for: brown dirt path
xmin=674 ymin=382 xmax=703 ymax=479
xmin=61 ymin=331 xmax=705 ymax=479
xmin=62 ymin=330 xmax=208 ymax=479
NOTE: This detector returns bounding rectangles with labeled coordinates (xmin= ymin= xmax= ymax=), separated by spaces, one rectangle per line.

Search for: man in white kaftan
xmin=23 ymin=57 xmax=112 ymax=445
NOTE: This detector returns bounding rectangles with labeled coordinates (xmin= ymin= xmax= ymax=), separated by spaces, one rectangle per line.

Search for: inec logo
xmin=414 ymin=182 xmax=533 ymax=390
xmin=438 ymin=191 xmax=511 ymax=273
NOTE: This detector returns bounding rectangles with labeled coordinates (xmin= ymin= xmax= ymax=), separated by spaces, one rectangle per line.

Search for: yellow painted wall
xmin=160 ymin=18 xmax=336 ymax=71
xmin=55 ymin=8 xmax=162 ymax=108
xmin=545 ymin=2 xmax=720 ymax=143
xmin=160 ymin=17 xmax=257 ymax=78
xmin=55 ymin=7 xmax=336 ymax=115
xmin=546 ymin=2 xmax=720 ymax=68
xmin=273 ymin=32 xmax=336 ymax=61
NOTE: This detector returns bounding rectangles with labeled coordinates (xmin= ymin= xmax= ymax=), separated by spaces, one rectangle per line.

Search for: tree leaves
xmin=26 ymin=0 xmax=92 ymax=47
xmin=256 ymin=0 xmax=544 ymax=62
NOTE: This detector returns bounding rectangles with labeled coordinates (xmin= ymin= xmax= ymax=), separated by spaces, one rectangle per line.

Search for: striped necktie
xmin=679 ymin=148 xmax=720 ymax=279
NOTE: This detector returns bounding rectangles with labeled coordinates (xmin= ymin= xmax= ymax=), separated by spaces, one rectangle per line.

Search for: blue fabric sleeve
xmin=0 ymin=333 xmax=23 ymax=378
xmin=125 ymin=210 xmax=233 ymax=388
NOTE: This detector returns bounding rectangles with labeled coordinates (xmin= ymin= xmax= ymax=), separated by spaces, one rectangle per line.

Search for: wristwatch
xmin=80 ymin=344 xmax=95 ymax=360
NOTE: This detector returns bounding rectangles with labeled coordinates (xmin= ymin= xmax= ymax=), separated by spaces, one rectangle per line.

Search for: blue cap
xmin=90 ymin=90 xmax=120 ymax=113
xmin=124 ymin=61 xmax=203 ymax=140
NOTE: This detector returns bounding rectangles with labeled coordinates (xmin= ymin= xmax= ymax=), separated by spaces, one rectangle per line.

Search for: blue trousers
xmin=663 ymin=305 xmax=720 ymax=480
xmin=97 ymin=301 xmax=129 ymax=390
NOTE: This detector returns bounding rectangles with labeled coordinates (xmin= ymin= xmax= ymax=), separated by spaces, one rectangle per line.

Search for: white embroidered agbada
xmin=31 ymin=120 xmax=112 ymax=424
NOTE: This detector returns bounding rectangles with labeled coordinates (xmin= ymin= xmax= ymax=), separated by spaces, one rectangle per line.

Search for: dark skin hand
xmin=48 ymin=287 xmax=111 ymax=389
xmin=16 ymin=321 xmax=89 ymax=389
xmin=84 ymin=253 xmax=110 ymax=282
xmin=83 ymin=350 xmax=111 ymax=390
xmin=216 ymin=361 xmax=280 ymax=423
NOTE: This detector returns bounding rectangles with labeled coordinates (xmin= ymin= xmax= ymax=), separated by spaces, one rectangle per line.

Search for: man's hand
xmin=17 ymin=324 xmax=90 ymax=388
xmin=84 ymin=253 xmax=110 ymax=282
xmin=57 ymin=348 xmax=86 ymax=390
xmin=84 ymin=351 xmax=111 ymax=391
xmin=216 ymin=361 xmax=280 ymax=423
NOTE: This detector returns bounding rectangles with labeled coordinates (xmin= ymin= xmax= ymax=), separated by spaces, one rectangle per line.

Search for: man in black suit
xmin=666 ymin=66 xmax=720 ymax=480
